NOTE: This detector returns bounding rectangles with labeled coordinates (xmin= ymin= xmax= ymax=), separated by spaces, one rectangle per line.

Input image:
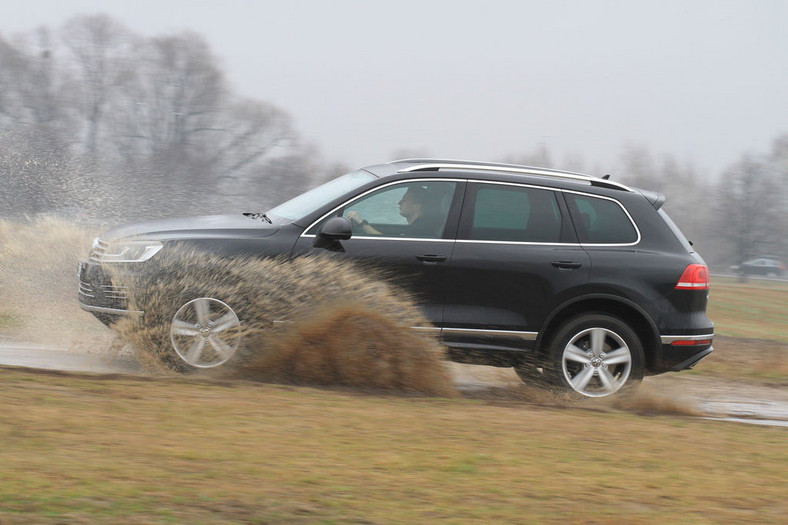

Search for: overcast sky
xmin=4 ymin=0 xmax=787 ymax=177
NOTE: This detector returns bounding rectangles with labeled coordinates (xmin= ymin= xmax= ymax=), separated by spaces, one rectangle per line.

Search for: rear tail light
xmin=670 ymin=339 xmax=713 ymax=346
xmin=675 ymin=264 xmax=709 ymax=290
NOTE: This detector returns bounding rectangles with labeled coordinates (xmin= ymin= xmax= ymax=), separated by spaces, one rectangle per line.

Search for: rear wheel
xmin=545 ymin=314 xmax=644 ymax=397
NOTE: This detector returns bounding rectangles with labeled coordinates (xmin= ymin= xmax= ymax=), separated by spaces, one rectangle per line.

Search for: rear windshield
xmin=658 ymin=208 xmax=694 ymax=253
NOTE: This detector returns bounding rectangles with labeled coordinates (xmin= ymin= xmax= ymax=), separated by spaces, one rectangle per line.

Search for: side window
xmin=465 ymin=184 xmax=562 ymax=243
xmin=308 ymin=181 xmax=457 ymax=239
xmin=566 ymin=193 xmax=638 ymax=244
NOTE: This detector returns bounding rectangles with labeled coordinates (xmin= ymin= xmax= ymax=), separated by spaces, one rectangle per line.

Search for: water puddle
xmin=699 ymin=400 xmax=788 ymax=427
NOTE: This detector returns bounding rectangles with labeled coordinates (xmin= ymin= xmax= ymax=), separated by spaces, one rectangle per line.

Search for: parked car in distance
xmin=731 ymin=257 xmax=785 ymax=277
xmin=78 ymin=159 xmax=714 ymax=398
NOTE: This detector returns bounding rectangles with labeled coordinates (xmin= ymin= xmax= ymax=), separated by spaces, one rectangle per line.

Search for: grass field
xmin=0 ymin=367 xmax=785 ymax=524
xmin=708 ymin=276 xmax=788 ymax=343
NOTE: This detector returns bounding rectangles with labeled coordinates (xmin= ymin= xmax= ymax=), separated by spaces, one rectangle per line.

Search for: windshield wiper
xmin=243 ymin=212 xmax=272 ymax=224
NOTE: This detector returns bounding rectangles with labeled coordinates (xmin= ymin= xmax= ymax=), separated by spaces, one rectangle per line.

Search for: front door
xmin=292 ymin=180 xmax=463 ymax=326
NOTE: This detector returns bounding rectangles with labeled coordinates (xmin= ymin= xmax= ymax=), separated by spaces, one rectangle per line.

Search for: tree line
xmin=0 ymin=14 xmax=344 ymax=222
xmin=508 ymin=137 xmax=787 ymax=270
xmin=1 ymin=14 xmax=785 ymax=270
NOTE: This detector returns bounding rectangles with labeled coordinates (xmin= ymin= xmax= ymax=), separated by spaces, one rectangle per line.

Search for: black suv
xmin=78 ymin=159 xmax=713 ymax=397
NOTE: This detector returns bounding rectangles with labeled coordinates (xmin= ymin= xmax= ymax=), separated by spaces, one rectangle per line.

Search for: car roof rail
xmin=391 ymin=158 xmax=631 ymax=191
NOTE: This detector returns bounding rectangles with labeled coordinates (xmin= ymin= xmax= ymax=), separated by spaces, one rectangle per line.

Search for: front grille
xmin=88 ymin=239 xmax=109 ymax=263
xmin=78 ymin=281 xmax=94 ymax=298
xmin=79 ymin=277 xmax=129 ymax=310
xmin=101 ymin=284 xmax=129 ymax=300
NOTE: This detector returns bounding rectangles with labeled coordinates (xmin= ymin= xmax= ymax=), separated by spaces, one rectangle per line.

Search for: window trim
xmin=300 ymin=177 xmax=642 ymax=248
xmin=562 ymin=189 xmax=642 ymax=247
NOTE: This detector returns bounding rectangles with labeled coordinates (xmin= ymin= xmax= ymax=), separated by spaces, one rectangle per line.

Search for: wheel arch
xmin=537 ymin=294 xmax=661 ymax=372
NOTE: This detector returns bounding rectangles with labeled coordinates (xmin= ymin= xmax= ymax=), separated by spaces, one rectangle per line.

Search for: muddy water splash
xmin=0 ymin=217 xmax=110 ymax=349
xmin=110 ymin=248 xmax=457 ymax=396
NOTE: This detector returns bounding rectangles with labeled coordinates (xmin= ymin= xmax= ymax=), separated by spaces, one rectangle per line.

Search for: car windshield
xmin=266 ymin=170 xmax=376 ymax=223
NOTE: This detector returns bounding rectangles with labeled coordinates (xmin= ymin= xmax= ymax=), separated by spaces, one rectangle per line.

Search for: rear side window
xmin=464 ymin=184 xmax=562 ymax=243
xmin=566 ymin=193 xmax=638 ymax=244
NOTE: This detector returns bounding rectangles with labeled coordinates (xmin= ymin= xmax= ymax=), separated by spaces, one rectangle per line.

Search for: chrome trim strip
xmin=301 ymin=233 xmax=454 ymax=241
xmin=78 ymin=301 xmax=143 ymax=317
xmin=411 ymin=326 xmax=442 ymax=334
xmin=441 ymin=327 xmax=537 ymax=341
xmin=454 ymin=239 xmax=576 ymax=247
xmin=660 ymin=334 xmax=715 ymax=344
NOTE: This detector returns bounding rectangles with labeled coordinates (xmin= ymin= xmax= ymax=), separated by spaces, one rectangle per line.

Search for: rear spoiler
xmin=638 ymin=189 xmax=666 ymax=210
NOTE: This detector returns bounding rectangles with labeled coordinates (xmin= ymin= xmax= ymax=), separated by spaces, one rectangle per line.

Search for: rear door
xmin=444 ymin=182 xmax=590 ymax=342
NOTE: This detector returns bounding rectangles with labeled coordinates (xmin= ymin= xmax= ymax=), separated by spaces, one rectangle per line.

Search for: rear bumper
xmin=668 ymin=346 xmax=713 ymax=371
xmin=654 ymin=333 xmax=714 ymax=372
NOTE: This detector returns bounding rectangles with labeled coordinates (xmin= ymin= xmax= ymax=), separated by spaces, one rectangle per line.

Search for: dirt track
xmin=1 ymin=337 xmax=785 ymax=426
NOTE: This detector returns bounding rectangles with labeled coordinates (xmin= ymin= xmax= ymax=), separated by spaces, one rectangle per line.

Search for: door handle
xmin=551 ymin=261 xmax=582 ymax=270
xmin=416 ymin=254 xmax=448 ymax=264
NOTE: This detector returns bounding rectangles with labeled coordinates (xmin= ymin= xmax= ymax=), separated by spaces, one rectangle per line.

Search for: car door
xmin=292 ymin=179 xmax=464 ymax=326
xmin=444 ymin=181 xmax=590 ymax=343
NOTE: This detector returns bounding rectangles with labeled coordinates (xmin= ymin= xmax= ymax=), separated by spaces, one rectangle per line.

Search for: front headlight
xmin=90 ymin=238 xmax=163 ymax=263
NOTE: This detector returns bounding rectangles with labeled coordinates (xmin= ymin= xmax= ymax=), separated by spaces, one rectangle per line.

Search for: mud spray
xmin=107 ymin=248 xmax=457 ymax=396
xmin=1 ymin=218 xmax=709 ymax=415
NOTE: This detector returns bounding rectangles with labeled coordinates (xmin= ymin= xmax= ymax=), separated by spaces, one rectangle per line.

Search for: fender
xmin=537 ymin=292 xmax=661 ymax=351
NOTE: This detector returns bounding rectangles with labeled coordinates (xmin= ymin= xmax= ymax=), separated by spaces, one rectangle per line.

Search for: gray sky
xmin=4 ymin=0 xmax=787 ymax=177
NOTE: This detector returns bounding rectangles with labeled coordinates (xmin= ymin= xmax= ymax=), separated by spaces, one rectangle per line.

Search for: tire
xmin=168 ymin=296 xmax=244 ymax=371
xmin=545 ymin=314 xmax=644 ymax=398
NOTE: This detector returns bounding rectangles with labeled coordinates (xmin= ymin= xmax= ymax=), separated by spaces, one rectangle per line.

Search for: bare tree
xmin=714 ymin=154 xmax=783 ymax=266
xmin=211 ymin=98 xmax=294 ymax=187
xmin=60 ymin=14 xmax=135 ymax=156
xmin=0 ymin=29 xmax=75 ymax=135
xmin=113 ymin=32 xmax=224 ymax=161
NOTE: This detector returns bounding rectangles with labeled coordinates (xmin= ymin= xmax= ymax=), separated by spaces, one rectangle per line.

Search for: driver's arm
xmin=346 ymin=211 xmax=382 ymax=235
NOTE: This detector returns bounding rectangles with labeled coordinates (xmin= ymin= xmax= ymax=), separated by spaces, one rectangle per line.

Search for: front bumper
xmin=77 ymin=260 xmax=142 ymax=323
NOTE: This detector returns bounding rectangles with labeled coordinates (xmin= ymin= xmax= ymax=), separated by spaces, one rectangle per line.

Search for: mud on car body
xmin=79 ymin=159 xmax=713 ymax=397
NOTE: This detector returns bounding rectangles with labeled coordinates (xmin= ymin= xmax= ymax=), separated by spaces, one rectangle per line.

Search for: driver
xmin=347 ymin=186 xmax=443 ymax=237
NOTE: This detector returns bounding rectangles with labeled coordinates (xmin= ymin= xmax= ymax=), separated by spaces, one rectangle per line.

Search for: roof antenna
xmin=602 ymin=174 xmax=611 ymax=180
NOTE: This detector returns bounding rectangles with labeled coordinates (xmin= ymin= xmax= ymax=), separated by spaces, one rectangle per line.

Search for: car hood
xmin=101 ymin=214 xmax=280 ymax=242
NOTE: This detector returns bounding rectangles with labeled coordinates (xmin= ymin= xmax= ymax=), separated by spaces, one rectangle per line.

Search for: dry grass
xmin=708 ymin=277 xmax=788 ymax=343
xmin=687 ymin=336 xmax=788 ymax=385
xmin=0 ymin=366 xmax=785 ymax=524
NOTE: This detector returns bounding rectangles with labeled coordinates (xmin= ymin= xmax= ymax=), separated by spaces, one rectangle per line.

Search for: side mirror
xmin=313 ymin=217 xmax=351 ymax=251
xmin=317 ymin=217 xmax=352 ymax=241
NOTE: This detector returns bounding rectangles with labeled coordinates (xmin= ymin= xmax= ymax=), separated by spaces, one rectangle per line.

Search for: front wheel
xmin=169 ymin=297 xmax=243 ymax=369
xmin=545 ymin=314 xmax=644 ymax=398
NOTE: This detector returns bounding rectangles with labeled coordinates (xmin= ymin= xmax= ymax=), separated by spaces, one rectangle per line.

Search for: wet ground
xmin=1 ymin=338 xmax=785 ymax=427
